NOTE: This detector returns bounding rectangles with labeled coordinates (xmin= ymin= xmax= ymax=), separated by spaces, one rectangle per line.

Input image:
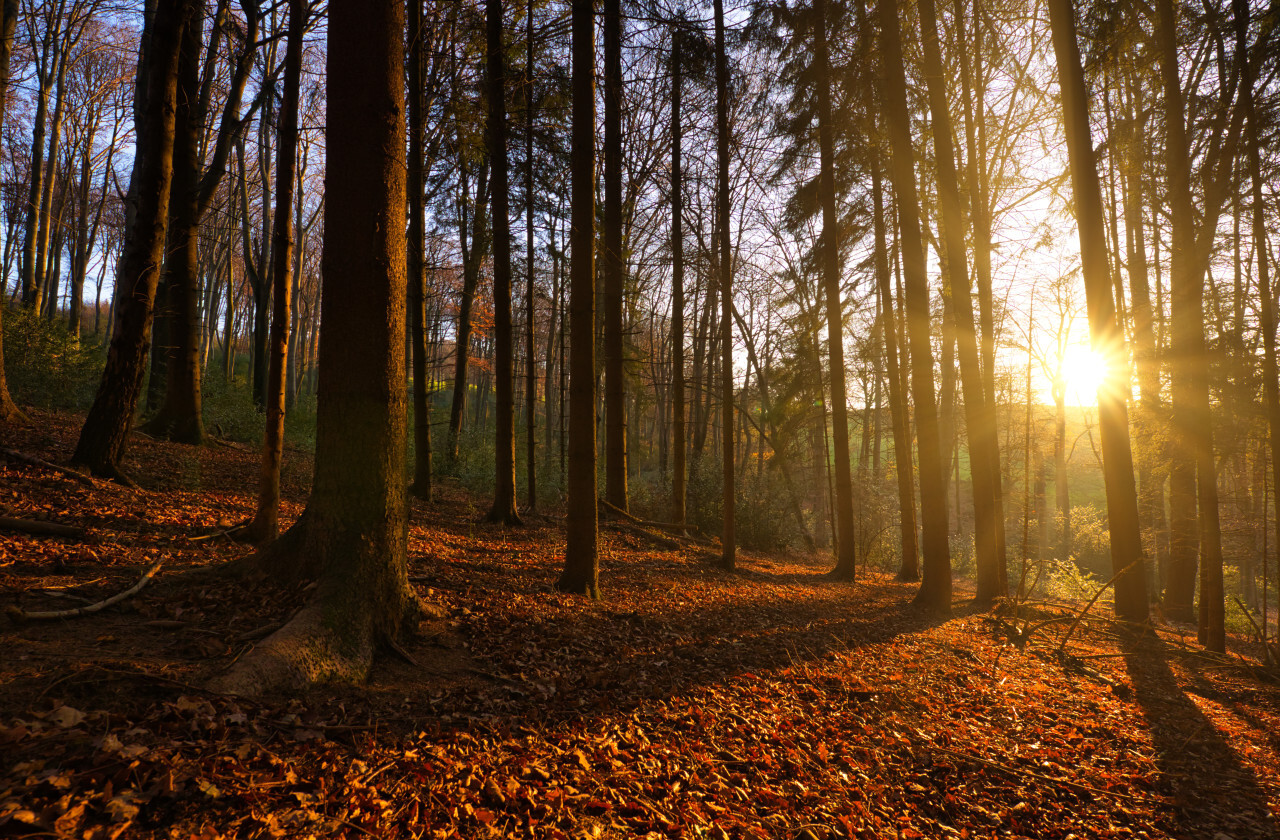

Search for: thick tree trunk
xmin=245 ymin=0 xmax=303 ymax=543
xmin=71 ymin=0 xmax=190 ymax=481
xmin=141 ymin=5 xmax=205 ymax=444
xmin=485 ymin=0 xmax=520 ymax=526
xmin=878 ymin=0 xmax=951 ymax=612
xmin=813 ymin=0 xmax=856 ymax=581
xmin=523 ymin=0 xmax=536 ymax=512
xmin=1047 ymin=0 xmax=1148 ymax=621
xmin=213 ymin=0 xmax=421 ymax=695
xmin=557 ymin=0 xmax=599 ymax=597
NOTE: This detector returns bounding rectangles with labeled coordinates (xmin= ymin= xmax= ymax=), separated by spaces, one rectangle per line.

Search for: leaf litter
xmin=1 ymin=408 xmax=1279 ymax=838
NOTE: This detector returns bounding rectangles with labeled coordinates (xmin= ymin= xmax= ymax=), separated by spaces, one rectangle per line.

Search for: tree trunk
xmin=213 ymin=0 xmax=421 ymax=696
xmin=813 ymin=0 xmax=856 ymax=580
xmin=71 ymin=0 xmax=190 ymax=482
xmin=671 ymin=30 xmax=686 ymax=527
xmin=557 ymin=0 xmax=599 ymax=597
xmin=244 ymin=0 xmax=303 ymax=543
xmin=523 ymin=0 xmax=537 ymax=512
xmin=916 ymin=0 xmax=1006 ymax=601
xmin=713 ymin=0 xmax=735 ymax=572
xmin=485 ymin=0 xmax=520 ymax=525
xmin=878 ymin=0 xmax=951 ymax=612
xmin=1046 ymin=0 xmax=1148 ymax=621
xmin=408 ymin=0 xmax=432 ymax=500
xmin=0 ymin=0 xmax=21 ymax=425
xmin=602 ymin=0 xmax=628 ymax=512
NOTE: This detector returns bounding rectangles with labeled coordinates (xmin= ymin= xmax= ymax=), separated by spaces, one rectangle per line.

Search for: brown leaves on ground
xmin=2 ymin=408 xmax=1280 ymax=839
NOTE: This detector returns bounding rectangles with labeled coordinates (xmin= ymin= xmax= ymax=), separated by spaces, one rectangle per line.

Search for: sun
xmin=1060 ymin=343 xmax=1109 ymax=406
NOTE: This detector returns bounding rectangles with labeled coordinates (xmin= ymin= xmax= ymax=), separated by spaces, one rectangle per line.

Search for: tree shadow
xmin=1121 ymin=631 xmax=1279 ymax=839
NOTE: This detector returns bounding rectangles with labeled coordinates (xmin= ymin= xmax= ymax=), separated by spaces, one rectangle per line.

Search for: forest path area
xmin=2 ymin=410 xmax=1280 ymax=839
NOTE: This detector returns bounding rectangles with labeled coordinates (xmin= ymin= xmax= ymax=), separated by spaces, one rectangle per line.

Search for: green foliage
xmin=201 ymin=371 xmax=264 ymax=445
xmin=1065 ymin=503 xmax=1111 ymax=578
xmin=2 ymin=305 xmax=104 ymax=411
xmin=1043 ymin=554 xmax=1103 ymax=602
xmin=686 ymin=456 xmax=802 ymax=551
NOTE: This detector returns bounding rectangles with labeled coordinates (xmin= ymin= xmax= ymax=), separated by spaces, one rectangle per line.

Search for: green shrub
xmin=3 ymin=305 xmax=104 ymax=411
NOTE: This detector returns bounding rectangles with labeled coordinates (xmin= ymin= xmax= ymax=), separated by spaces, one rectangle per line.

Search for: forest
xmin=2 ymin=0 xmax=1280 ymax=836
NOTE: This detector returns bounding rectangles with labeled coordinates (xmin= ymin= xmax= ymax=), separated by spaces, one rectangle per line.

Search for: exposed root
xmin=1 ymin=447 xmax=98 ymax=487
xmin=208 ymin=601 xmax=375 ymax=696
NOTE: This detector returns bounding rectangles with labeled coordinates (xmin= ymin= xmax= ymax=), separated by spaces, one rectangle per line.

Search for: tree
xmin=915 ymin=0 xmax=1007 ymax=601
xmin=811 ymin=0 xmax=857 ymax=581
xmin=603 ymin=0 xmax=628 ymax=512
xmin=878 ymin=0 xmax=952 ymax=612
xmin=556 ymin=0 xmax=599 ymax=597
xmin=0 ymin=0 xmax=21 ymax=426
xmin=485 ymin=0 xmax=520 ymax=526
xmin=408 ymin=0 xmax=432 ymax=500
xmin=71 ymin=0 xmax=191 ymax=482
xmin=714 ymin=0 xmax=735 ymax=572
xmin=244 ymin=0 xmax=305 ymax=542
xmin=215 ymin=0 xmax=424 ymax=694
xmin=1046 ymin=0 xmax=1148 ymax=622
xmin=670 ymin=25 xmax=686 ymax=527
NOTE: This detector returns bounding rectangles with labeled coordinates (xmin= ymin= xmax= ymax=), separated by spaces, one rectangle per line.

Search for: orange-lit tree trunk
xmin=670 ymin=29 xmax=686 ymax=526
xmin=71 ymin=0 xmax=190 ymax=482
xmin=878 ymin=0 xmax=951 ymax=611
xmin=1046 ymin=0 xmax=1148 ymax=621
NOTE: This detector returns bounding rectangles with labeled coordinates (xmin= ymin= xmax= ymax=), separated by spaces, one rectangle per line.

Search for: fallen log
xmin=0 ymin=516 xmax=86 ymax=538
xmin=0 ymin=447 xmax=96 ymax=487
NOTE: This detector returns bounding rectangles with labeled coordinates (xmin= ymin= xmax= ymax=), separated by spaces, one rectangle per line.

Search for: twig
xmin=1231 ymin=596 xmax=1273 ymax=665
xmin=0 ymin=447 xmax=96 ymax=487
xmin=6 ymin=559 xmax=164 ymax=622
xmin=930 ymin=744 xmax=1161 ymax=805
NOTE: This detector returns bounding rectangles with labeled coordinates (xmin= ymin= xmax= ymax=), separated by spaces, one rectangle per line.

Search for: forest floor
xmin=2 ymin=409 xmax=1280 ymax=840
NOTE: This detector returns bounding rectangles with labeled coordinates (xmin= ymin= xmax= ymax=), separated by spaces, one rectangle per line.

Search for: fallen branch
xmin=6 ymin=558 xmax=164 ymax=622
xmin=1232 ymin=596 xmax=1276 ymax=665
xmin=602 ymin=520 xmax=682 ymax=550
xmin=1057 ymin=560 xmax=1141 ymax=652
xmin=598 ymin=498 xmax=708 ymax=541
xmin=0 ymin=447 xmax=96 ymax=487
xmin=0 ymin=516 xmax=86 ymax=538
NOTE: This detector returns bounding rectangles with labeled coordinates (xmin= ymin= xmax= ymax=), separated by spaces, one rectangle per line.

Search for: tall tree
xmin=71 ymin=0 xmax=191 ymax=481
xmin=878 ymin=0 xmax=951 ymax=611
xmin=0 ymin=0 xmax=21 ymax=426
xmin=486 ymin=0 xmax=520 ymax=525
xmin=1046 ymin=0 xmax=1148 ymax=621
xmin=603 ymin=0 xmax=628 ymax=511
xmin=245 ymin=0 xmax=305 ymax=542
xmin=800 ymin=0 xmax=856 ymax=580
xmin=215 ymin=0 xmax=423 ymax=694
xmin=556 ymin=0 xmax=599 ymax=597
xmin=714 ymin=0 xmax=735 ymax=571
xmin=670 ymin=26 xmax=686 ymax=527
xmin=143 ymin=0 xmax=259 ymax=443
xmin=915 ymin=0 xmax=1007 ymax=601
xmin=523 ymin=0 xmax=536 ymax=512
xmin=408 ymin=0 xmax=432 ymax=500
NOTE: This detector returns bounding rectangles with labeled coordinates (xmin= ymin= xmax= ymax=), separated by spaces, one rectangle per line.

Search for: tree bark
xmin=713 ymin=0 xmax=735 ymax=571
xmin=408 ymin=0 xmax=432 ymax=500
xmin=671 ymin=30 xmax=686 ymax=527
xmin=0 ymin=0 xmax=21 ymax=425
xmin=602 ymin=0 xmax=628 ymax=512
xmin=213 ymin=0 xmax=422 ymax=695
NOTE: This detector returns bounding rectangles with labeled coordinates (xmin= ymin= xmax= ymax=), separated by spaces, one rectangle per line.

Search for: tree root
xmin=0 ymin=516 xmax=87 ymax=539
